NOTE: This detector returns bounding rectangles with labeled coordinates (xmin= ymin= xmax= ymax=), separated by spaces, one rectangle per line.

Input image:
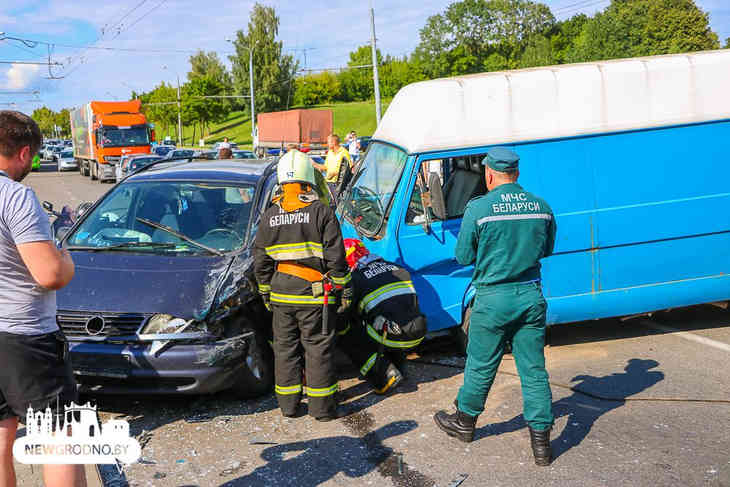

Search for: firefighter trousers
xmin=456 ymin=281 xmax=554 ymax=431
xmin=336 ymin=318 xmax=388 ymax=385
xmin=272 ymin=304 xmax=338 ymax=419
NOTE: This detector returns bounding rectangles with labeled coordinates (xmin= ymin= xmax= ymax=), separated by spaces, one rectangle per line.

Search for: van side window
xmin=405 ymin=155 xmax=487 ymax=225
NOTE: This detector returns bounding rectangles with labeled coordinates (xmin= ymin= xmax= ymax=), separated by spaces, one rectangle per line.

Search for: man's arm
xmin=17 ymin=243 xmax=75 ymax=290
xmin=455 ymin=204 xmax=478 ymax=265
xmin=311 ymin=160 xmax=326 ymax=172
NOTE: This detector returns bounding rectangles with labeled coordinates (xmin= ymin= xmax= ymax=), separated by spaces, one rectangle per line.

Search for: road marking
xmin=641 ymin=320 xmax=730 ymax=353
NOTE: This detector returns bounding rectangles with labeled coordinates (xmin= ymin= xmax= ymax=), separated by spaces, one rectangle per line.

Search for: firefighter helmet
xmin=344 ymin=238 xmax=370 ymax=269
xmin=277 ymin=149 xmax=317 ymax=187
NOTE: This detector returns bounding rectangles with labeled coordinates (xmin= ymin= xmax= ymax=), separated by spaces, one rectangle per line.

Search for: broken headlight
xmin=139 ymin=314 xmax=206 ymax=335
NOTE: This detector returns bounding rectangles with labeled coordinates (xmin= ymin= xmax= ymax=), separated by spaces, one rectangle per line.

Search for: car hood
xmin=57 ymin=251 xmax=243 ymax=319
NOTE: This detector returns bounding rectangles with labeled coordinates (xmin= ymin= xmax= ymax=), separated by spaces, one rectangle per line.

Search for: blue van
xmin=338 ymin=50 xmax=730 ymax=337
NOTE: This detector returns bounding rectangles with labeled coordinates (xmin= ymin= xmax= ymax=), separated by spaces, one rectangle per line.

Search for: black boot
xmin=433 ymin=409 xmax=477 ymax=443
xmin=528 ymin=426 xmax=552 ymax=466
xmin=369 ymin=360 xmax=403 ymax=395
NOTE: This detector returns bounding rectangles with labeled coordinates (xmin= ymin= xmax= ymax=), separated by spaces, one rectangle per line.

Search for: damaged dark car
xmin=57 ymin=159 xmax=278 ymax=397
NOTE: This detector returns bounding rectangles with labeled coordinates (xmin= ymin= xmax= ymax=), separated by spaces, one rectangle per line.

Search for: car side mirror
xmin=76 ymin=202 xmax=93 ymax=216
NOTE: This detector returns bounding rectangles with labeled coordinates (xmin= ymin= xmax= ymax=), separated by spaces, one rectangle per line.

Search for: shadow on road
xmin=221 ymin=419 xmax=434 ymax=487
xmin=475 ymin=358 xmax=665 ymax=460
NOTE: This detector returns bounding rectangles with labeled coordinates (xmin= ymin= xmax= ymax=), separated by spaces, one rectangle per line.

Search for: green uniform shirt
xmin=455 ymin=182 xmax=556 ymax=288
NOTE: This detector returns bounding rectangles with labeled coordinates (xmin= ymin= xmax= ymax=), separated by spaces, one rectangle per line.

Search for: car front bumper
xmin=58 ymin=160 xmax=78 ymax=170
xmin=68 ymin=333 xmax=251 ymax=395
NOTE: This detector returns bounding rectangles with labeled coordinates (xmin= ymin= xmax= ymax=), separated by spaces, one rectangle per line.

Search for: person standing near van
xmin=347 ymin=131 xmax=360 ymax=163
xmin=311 ymin=134 xmax=352 ymax=202
xmin=433 ymin=147 xmax=557 ymax=466
xmin=0 ymin=111 xmax=85 ymax=486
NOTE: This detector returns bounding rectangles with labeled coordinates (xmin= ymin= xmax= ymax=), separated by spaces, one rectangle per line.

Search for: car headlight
xmin=140 ymin=314 xmax=200 ymax=334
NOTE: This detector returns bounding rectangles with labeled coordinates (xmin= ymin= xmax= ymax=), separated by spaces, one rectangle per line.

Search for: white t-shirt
xmin=219 ymin=141 xmax=231 ymax=150
xmin=348 ymin=139 xmax=360 ymax=157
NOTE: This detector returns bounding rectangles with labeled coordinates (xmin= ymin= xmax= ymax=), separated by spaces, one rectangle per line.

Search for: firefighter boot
xmin=528 ymin=426 xmax=552 ymax=466
xmin=433 ymin=409 xmax=477 ymax=443
xmin=371 ymin=360 xmax=403 ymax=395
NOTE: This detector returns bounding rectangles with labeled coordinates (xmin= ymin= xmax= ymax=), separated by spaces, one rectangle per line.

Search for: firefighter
xmin=433 ymin=147 xmax=556 ymax=466
xmin=253 ymin=150 xmax=352 ymax=421
xmin=340 ymin=239 xmax=427 ymax=383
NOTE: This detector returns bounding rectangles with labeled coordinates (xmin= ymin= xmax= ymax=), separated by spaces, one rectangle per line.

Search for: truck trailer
xmin=338 ymin=49 xmax=730 ymax=342
xmin=70 ymin=100 xmax=153 ymax=182
xmin=256 ymin=109 xmax=332 ymax=156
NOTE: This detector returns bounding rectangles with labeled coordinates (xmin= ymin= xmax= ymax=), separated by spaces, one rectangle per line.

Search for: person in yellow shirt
xmin=312 ymin=134 xmax=352 ymax=202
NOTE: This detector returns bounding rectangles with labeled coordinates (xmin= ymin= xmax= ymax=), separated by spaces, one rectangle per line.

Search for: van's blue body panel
xmin=340 ymin=119 xmax=730 ymax=330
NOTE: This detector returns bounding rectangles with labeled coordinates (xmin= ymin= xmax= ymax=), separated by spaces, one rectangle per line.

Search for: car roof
xmin=127 ymin=159 xmax=273 ymax=184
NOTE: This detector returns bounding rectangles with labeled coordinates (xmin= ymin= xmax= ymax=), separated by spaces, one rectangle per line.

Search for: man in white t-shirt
xmin=348 ymin=131 xmax=360 ymax=162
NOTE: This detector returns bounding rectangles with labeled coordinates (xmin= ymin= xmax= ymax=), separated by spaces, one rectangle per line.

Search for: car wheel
xmin=230 ymin=332 xmax=274 ymax=399
xmin=91 ymin=162 xmax=98 ymax=180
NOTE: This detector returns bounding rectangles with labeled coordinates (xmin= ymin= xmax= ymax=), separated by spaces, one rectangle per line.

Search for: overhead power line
xmin=0 ymin=60 xmax=61 ymax=65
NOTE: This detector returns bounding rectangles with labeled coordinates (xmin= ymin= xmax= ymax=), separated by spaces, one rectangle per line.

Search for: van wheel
xmin=90 ymin=162 xmax=98 ymax=180
xmin=230 ymin=332 xmax=274 ymax=399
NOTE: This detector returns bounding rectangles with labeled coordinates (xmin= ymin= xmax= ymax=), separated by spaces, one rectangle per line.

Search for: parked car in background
xmin=153 ymin=145 xmax=175 ymax=157
xmin=50 ymin=145 xmax=65 ymax=161
xmin=195 ymin=150 xmax=218 ymax=160
xmin=125 ymin=155 xmax=164 ymax=178
xmin=232 ymin=150 xmax=256 ymax=159
xmin=63 ymin=140 xmax=73 ymax=147
xmin=57 ymin=149 xmax=78 ymax=171
xmin=164 ymin=149 xmax=196 ymax=159
xmin=57 ymin=159 xmax=279 ymax=396
xmin=116 ymin=153 xmax=151 ymax=180
xmin=42 ymin=144 xmax=59 ymax=160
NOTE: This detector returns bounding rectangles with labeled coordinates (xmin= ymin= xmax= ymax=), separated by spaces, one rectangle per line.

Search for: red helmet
xmin=344 ymin=238 xmax=369 ymax=269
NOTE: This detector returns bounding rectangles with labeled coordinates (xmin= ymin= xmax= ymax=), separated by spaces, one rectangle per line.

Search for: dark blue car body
xmin=57 ymin=160 xmax=277 ymax=396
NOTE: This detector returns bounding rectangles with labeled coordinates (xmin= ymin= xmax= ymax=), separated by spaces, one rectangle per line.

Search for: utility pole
xmin=370 ymin=2 xmax=382 ymax=125
xmin=176 ymin=75 xmax=182 ymax=146
xmin=249 ymin=47 xmax=256 ymax=144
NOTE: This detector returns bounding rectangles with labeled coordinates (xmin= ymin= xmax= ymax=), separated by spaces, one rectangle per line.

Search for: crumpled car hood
xmin=57 ymin=251 xmax=235 ymax=319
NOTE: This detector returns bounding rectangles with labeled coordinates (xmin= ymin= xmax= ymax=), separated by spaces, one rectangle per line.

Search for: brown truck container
xmin=256 ymin=109 xmax=333 ymax=150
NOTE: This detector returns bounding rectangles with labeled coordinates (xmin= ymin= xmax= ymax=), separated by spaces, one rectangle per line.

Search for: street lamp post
xmin=163 ymin=65 xmax=183 ymax=146
xmin=226 ymin=38 xmax=256 ymax=144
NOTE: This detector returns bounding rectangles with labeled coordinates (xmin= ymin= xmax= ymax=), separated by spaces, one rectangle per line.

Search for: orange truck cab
xmin=70 ymin=100 xmax=154 ymax=182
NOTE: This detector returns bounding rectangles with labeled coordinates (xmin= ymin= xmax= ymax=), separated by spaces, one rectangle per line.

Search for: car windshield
xmin=60 ymin=150 xmax=73 ymax=158
xmin=233 ymin=151 xmax=255 ymax=159
xmin=339 ymin=142 xmax=408 ymax=236
xmin=102 ymin=127 xmax=149 ymax=147
xmin=66 ymin=181 xmax=257 ymax=254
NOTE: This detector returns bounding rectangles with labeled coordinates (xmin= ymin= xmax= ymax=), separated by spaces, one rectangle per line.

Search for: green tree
xmin=336 ymin=45 xmax=381 ymax=102
xmin=181 ymin=76 xmax=230 ymax=143
xmin=724 ymin=37 xmax=729 ymax=49
xmin=568 ymin=0 xmax=720 ymax=63
xmin=31 ymin=107 xmax=56 ymax=136
xmin=54 ymin=108 xmax=71 ymax=137
xmin=413 ymin=0 xmax=555 ymax=77
xmin=549 ymin=14 xmax=589 ymax=64
xmin=379 ymin=57 xmax=425 ymax=98
xmin=229 ymin=3 xmax=298 ymax=116
xmin=293 ymin=71 xmax=341 ymax=106
xmin=143 ymin=83 xmax=178 ymax=140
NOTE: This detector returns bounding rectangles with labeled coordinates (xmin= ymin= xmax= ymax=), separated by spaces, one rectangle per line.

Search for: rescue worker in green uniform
xmin=254 ymin=150 xmax=352 ymax=421
xmin=433 ymin=147 xmax=557 ymax=466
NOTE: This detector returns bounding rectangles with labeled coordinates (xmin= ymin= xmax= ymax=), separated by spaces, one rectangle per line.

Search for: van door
xmin=396 ymin=153 xmax=488 ymax=331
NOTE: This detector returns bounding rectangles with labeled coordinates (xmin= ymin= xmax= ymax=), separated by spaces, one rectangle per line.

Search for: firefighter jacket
xmin=253 ymin=195 xmax=350 ymax=306
xmin=351 ymin=257 xmax=427 ymax=348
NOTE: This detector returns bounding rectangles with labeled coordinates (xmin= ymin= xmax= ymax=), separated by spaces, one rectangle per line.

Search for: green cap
xmin=482 ymin=147 xmax=519 ymax=172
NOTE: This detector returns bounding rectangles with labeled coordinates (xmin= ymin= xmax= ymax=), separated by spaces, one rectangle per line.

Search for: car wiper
xmin=67 ymin=242 xmax=177 ymax=251
xmin=135 ymin=217 xmax=224 ymax=256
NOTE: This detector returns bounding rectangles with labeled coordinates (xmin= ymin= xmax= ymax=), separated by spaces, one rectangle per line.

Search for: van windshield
xmin=340 ymin=142 xmax=408 ymax=235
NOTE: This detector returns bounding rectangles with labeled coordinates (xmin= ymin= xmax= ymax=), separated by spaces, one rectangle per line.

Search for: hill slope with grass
xmin=154 ymin=100 xmax=390 ymax=149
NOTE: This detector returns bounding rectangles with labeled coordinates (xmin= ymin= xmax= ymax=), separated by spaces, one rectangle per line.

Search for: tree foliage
xmin=31 ymin=106 xmax=71 ymax=137
xmin=293 ymin=72 xmax=340 ymax=106
xmin=229 ymin=3 xmax=298 ymax=115
xmin=568 ymin=0 xmax=719 ymax=62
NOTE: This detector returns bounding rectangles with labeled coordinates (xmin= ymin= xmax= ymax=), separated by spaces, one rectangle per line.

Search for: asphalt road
xmin=23 ymin=165 xmax=730 ymax=487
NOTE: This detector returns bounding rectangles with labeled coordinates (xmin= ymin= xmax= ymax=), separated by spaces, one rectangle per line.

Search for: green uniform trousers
xmin=457 ymin=281 xmax=554 ymax=431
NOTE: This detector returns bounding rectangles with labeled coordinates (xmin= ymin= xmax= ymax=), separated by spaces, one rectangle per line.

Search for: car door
xmin=396 ymin=151 xmax=488 ymax=331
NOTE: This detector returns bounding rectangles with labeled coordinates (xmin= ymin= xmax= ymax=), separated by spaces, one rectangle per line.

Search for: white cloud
xmin=2 ymin=63 xmax=40 ymax=89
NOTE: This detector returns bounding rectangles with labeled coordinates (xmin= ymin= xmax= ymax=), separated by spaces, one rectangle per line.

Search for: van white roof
xmin=374 ymin=50 xmax=730 ymax=154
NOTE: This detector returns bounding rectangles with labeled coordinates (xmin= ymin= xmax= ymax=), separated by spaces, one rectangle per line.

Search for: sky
xmin=1 ymin=0 xmax=729 ymax=114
